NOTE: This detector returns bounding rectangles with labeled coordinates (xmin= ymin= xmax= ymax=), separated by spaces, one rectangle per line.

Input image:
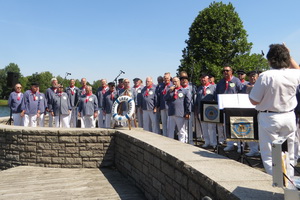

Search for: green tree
xmin=27 ymin=71 xmax=54 ymax=93
xmin=0 ymin=63 xmax=21 ymax=98
xmin=178 ymin=2 xmax=268 ymax=84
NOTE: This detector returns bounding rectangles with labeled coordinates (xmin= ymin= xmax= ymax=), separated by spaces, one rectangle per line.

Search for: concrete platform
xmin=0 ymin=166 xmax=145 ymax=200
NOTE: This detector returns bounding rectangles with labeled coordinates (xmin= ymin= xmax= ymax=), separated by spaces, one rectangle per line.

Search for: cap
xmin=247 ymin=70 xmax=258 ymax=76
xmin=236 ymin=70 xmax=246 ymax=74
xmin=118 ymin=78 xmax=124 ymax=82
xmin=133 ymin=78 xmax=141 ymax=82
xmin=179 ymin=76 xmax=189 ymax=80
xmin=108 ymin=82 xmax=115 ymax=86
xmin=31 ymin=82 xmax=39 ymax=86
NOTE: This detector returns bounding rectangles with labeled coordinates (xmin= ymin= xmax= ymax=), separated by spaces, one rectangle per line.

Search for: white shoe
xmin=224 ymin=145 xmax=234 ymax=151
xmin=245 ymin=151 xmax=260 ymax=157
xmin=202 ymin=143 xmax=210 ymax=148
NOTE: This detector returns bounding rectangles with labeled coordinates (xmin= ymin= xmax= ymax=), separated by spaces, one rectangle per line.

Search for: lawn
xmin=0 ymin=99 xmax=8 ymax=106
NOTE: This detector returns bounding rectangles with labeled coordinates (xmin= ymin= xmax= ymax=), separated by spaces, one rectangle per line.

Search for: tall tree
xmin=178 ymin=2 xmax=268 ymax=84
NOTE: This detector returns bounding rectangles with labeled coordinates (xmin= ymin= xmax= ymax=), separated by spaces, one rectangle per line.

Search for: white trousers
xmin=104 ymin=113 xmax=113 ymax=128
xmin=82 ymin=115 xmax=95 ymax=128
xmin=39 ymin=113 xmax=45 ymax=127
xmin=136 ymin=107 xmax=143 ymax=128
xmin=258 ymin=112 xmax=295 ymax=176
xmin=187 ymin=112 xmax=195 ymax=145
xmin=55 ymin=115 xmax=70 ymax=128
xmin=160 ymin=109 xmax=169 ymax=137
xmin=156 ymin=110 xmax=161 ymax=134
xmin=201 ymin=122 xmax=217 ymax=146
xmin=24 ymin=114 xmax=37 ymax=127
xmin=69 ymin=107 xmax=78 ymax=128
xmin=48 ymin=113 xmax=54 ymax=127
xmin=167 ymin=115 xmax=188 ymax=143
xmin=98 ymin=109 xmax=105 ymax=128
xmin=12 ymin=113 xmax=23 ymax=126
xmin=143 ymin=110 xmax=159 ymax=134
xmin=247 ymin=141 xmax=259 ymax=153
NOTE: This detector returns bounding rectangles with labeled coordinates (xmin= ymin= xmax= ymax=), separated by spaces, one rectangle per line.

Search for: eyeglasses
xmin=16 ymin=87 xmax=22 ymax=88
xmin=222 ymin=69 xmax=231 ymax=73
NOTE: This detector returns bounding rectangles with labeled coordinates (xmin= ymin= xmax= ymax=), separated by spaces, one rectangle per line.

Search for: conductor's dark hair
xmin=266 ymin=44 xmax=291 ymax=69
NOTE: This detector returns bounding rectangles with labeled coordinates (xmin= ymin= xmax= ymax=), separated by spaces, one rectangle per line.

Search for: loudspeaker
xmin=7 ymin=72 xmax=19 ymax=88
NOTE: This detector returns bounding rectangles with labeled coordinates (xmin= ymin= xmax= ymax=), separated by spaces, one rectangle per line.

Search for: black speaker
xmin=7 ymin=72 xmax=19 ymax=88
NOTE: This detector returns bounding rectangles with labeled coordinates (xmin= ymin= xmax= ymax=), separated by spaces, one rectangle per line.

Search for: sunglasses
xmin=222 ymin=69 xmax=231 ymax=73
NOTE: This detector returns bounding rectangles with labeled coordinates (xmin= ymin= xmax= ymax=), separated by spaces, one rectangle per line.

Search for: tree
xmin=0 ymin=63 xmax=21 ymax=99
xmin=27 ymin=71 xmax=54 ymax=93
xmin=178 ymin=2 xmax=268 ymax=84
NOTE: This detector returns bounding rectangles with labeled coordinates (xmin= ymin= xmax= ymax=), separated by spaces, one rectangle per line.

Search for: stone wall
xmin=0 ymin=125 xmax=115 ymax=170
xmin=114 ymin=129 xmax=284 ymax=200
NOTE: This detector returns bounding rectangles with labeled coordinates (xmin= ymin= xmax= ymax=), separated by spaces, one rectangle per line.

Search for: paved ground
xmin=195 ymin=140 xmax=300 ymax=176
xmin=0 ymin=166 xmax=145 ymax=200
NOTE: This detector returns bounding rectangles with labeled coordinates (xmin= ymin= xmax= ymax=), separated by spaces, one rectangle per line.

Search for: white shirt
xmin=250 ymin=68 xmax=300 ymax=112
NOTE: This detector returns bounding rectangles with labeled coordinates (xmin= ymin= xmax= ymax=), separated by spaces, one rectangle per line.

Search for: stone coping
xmin=116 ymin=128 xmax=284 ymax=200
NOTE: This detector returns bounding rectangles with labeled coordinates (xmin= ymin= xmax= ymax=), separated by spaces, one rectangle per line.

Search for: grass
xmin=0 ymin=99 xmax=8 ymax=106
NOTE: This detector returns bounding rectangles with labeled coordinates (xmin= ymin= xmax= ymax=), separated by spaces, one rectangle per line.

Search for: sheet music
xmin=218 ymin=94 xmax=255 ymax=109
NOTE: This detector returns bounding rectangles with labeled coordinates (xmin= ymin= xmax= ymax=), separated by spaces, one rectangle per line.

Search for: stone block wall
xmin=0 ymin=125 xmax=115 ymax=170
xmin=114 ymin=129 xmax=283 ymax=200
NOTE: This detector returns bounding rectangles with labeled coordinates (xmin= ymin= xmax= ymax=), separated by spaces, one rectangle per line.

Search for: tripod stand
xmin=6 ymin=108 xmax=13 ymax=125
xmin=236 ymin=140 xmax=252 ymax=167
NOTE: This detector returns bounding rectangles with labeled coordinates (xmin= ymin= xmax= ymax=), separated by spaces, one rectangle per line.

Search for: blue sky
xmin=0 ymin=0 xmax=299 ymax=85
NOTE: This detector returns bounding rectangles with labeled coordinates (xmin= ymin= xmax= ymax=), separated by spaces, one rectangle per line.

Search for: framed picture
xmin=224 ymin=108 xmax=258 ymax=140
xmin=200 ymin=101 xmax=223 ymax=123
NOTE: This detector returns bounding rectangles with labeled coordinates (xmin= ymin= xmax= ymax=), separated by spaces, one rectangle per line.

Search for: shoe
xmin=237 ymin=147 xmax=241 ymax=154
xmin=224 ymin=145 xmax=234 ymax=151
xmin=245 ymin=151 xmax=260 ymax=157
xmin=202 ymin=143 xmax=210 ymax=148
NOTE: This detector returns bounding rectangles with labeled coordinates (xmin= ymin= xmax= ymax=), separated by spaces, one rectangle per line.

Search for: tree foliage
xmin=178 ymin=2 xmax=268 ymax=85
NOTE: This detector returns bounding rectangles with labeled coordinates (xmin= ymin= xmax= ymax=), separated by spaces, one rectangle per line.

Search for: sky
xmin=0 ymin=0 xmax=300 ymax=85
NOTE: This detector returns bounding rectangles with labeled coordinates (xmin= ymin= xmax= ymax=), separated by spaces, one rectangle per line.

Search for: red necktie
xmin=162 ymin=83 xmax=170 ymax=95
xmin=203 ymin=83 xmax=210 ymax=95
xmin=70 ymin=86 xmax=75 ymax=95
xmin=102 ymin=86 xmax=107 ymax=94
xmin=145 ymin=85 xmax=152 ymax=97
xmin=17 ymin=92 xmax=21 ymax=101
xmin=85 ymin=93 xmax=92 ymax=103
xmin=225 ymin=77 xmax=231 ymax=90
xmin=111 ymin=91 xmax=114 ymax=100
xmin=174 ymin=87 xmax=181 ymax=99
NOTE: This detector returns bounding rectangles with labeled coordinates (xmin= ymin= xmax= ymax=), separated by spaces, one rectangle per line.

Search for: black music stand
xmin=223 ymin=108 xmax=259 ymax=166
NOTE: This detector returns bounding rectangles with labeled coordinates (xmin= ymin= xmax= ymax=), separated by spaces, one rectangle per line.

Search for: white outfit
xmin=39 ymin=113 xmax=45 ymax=127
xmin=98 ymin=109 xmax=105 ymax=128
xmin=167 ymin=116 xmax=188 ymax=143
xmin=201 ymin=122 xmax=217 ymax=146
xmin=143 ymin=110 xmax=159 ymax=133
xmin=55 ymin=114 xmax=70 ymax=128
xmin=24 ymin=114 xmax=37 ymax=127
xmin=82 ymin=115 xmax=95 ymax=128
xmin=69 ymin=107 xmax=78 ymax=128
xmin=250 ymin=68 xmax=300 ymax=176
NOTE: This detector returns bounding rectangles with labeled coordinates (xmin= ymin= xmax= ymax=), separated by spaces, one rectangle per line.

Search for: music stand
xmin=223 ymin=108 xmax=258 ymax=166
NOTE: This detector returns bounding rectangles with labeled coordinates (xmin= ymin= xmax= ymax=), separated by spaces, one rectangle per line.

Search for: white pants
xmin=258 ymin=112 xmax=295 ymax=176
xmin=167 ymin=116 xmax=188 ymax=143
xmin=143 ymin=110 xmax=159 ymax=134
xmin=48 ymin=113 xmax=54 ymax=127
xmin=82 ymin=115 xmax=95 ymax=128
xmin=136 ymin=107 xmax=143 ymax=128
xmin=201 ymin=122 xmax=217 ymax=146
xmin=24 ymin=114 xmax=37 ymax=127
xmin=247 ymin=141 xmax=259 ymax=153
xmin=39 ymin=113 xmax=45 ymax=127
xmin=187 ymin=112 xmax=195 ymax=145
xmin=104 ymin=113 xmax=113 ymax=128
xmin=98 ymin=109 xmax=105 ymax=128
xmin=194 ymin=114 xmax=203 ymax=139
xmin=69 ymin=107 xmax=78 ymax=128
xmin=12 ymin=113 xmax=23 ymax=126
xmin=55 ymin=115 xmax=70 ymax=128
xmin=160 ymin=109 xmax=169 ymax=136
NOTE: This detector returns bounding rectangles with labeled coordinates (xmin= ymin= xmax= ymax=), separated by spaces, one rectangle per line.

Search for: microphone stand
xmin=113 ymin=70 xmax=125 ymax=85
